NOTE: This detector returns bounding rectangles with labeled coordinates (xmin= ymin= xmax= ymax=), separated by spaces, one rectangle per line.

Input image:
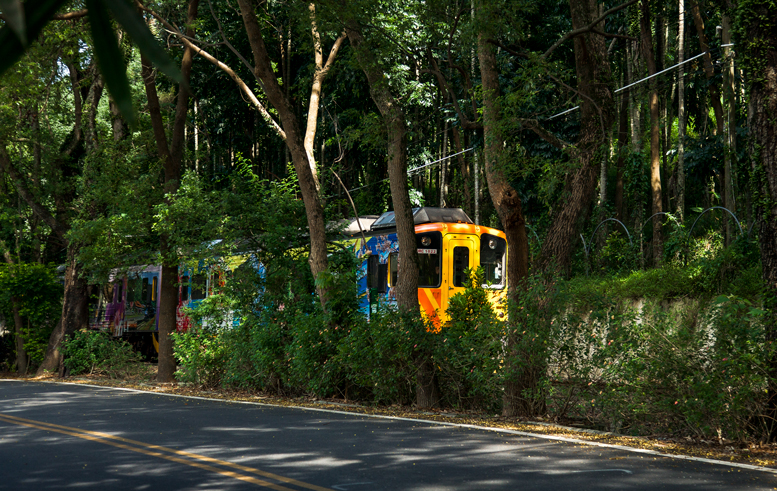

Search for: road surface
xmin=0 ymin=380 xmax=774 ymax=490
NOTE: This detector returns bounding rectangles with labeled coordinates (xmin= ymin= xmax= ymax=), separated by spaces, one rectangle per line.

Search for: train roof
xmin=341 ymin=207 xmax=475 ymax=237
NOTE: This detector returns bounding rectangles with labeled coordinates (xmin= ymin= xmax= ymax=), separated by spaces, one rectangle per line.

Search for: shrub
xmin=337 ymin=308 xmax=423 ymax=405
xmin=0 ymin=262 xmax=61 ymax=371
xmin=545 ymin=290 xmax=771 ymax=439
xmin=171 ymin=328 xmax=228 ymax=387
xmin=61 ymin=330 xmax=144 ymax=379
xmin=435 ymin=268 xmax=506 ymax=411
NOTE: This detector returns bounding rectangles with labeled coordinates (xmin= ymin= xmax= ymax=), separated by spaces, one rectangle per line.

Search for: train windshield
xmin=416 ymin=232 xmax=442 ymax=287
xmin=480 ymin=234 xmax=506 ymax=288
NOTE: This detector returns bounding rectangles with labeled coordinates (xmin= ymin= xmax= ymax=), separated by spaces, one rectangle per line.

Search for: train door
xmin=442 ymin=234 xmax=476 ymax=313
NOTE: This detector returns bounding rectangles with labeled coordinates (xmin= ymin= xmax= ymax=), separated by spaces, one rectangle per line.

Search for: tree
xmin=339 ymin=1 xmax=431 ymax=405
xmin=142 ymin=1 xmax=346 ymax=306
xmin=735 ymin=0 xmax=777 ymax=440
xmin=0 ymin=26 xmax=106 ymax=373
xmin=537 ymin=0 xmax=618 ymax=274
xmin=475 ymin=0 xmax=531 ymax=416
xmin=139 ymin=0 xmax=199 ymax=382
xmin=640 ymin=0 xmax=663 ymax=265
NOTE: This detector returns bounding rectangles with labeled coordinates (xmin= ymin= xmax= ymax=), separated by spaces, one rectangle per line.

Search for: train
xmin=88 ymin=207 xmax=508 ymax=352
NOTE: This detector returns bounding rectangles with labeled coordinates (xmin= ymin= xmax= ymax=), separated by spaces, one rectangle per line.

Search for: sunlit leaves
xmin=1 ymin=0 xmax=182 ymax=129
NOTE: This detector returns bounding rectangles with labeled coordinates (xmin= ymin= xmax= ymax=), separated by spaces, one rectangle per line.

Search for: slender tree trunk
xmin=722 ymin=14 xmax=736 ymax=245
xmin=677 ymin=0 xmax=686 ymax=222
xmin=640 ymin=0 xmax=663 ymax=266
xmin=690 ymin=0 xmax=732 ymax=242
xmin=237 ymin=0 xmax=329 ymax=298
xmin=628 ymin=40 xmax=641 ymax=152
xmin=477 ymin=12 xmax=531 ymax=416
xmin=615 ymin=87 xmax=628 ymax=222
xmin=141 ymin=0 xmax=200 ymax=382
xmin=451 ymin=127 xmax=472 ymax=213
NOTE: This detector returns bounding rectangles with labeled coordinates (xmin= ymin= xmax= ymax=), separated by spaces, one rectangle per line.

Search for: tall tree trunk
xmin=236 ymin=0 xmax=329 ymax=299
xmin=38 ymin=245 xmax=89 ymax=375
xmin=737 ymin=0 xmax=777 ymax=441
xmin=538 ymin=0 xmax=617 ymax=275
xmin=451 ymin=127 xmax=472 ymax=213
xmin=690 ymin=0 xmax=732 ymax=242
xmin=477 ymin=11 xmax=531 ymax=416
xmin=677 ymin=0 xmax=686 ymax=222
xmin=141 ymin=0 xmax=200 ymax=382
xmin=641 ymin=0 xmax=663 ymax=266
xmin=722 ymin=14 xmax=736 ymax=245
xmin=615 ymin=87 xmax=629 ymax=222
xmin=346 ymin=24 xmax=432 ymax=406
xmin=628 ymin=40 xmax=641 ymax=152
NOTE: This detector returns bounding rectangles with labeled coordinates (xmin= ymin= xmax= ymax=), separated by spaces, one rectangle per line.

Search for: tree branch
xmin=542 ymin=0 xmax=638 ymax=59
xmin=518 ymin=119 xmax=574 ymax=153
xmin=424 ymin=50 xmax=481 ymax=131
xmin=0 ymin=144 xmax=67 ymax=241
xmin=139 ymin=2 xmax=286 ymax=140
xmin=0 ymin=10 xmax=88 ymax=22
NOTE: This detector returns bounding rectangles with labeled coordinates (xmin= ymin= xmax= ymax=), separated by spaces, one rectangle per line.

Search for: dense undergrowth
xmin=164 ymin=233 xmax=771 ymax=441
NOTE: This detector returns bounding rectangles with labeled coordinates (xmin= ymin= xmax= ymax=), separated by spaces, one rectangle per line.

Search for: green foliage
xmin=171 ymin=328 xmax=228 ymax=386
xmin=0 ymin=262 xmax=61 ymax=369
xmin=592 ymin=232 xmax=638 ymax=275
xmin=434 ymin=268 xmax=506 ymax=410
xmin=339 ymin=308 xmax=427 ymax=405
xmin=548 ymin=294 xmax=771 ymax=440
xmin=61 ymin=330 xmax=145 ymax=379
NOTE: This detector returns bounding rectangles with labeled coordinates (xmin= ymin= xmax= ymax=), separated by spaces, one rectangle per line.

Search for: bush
xmin=61 ymin=330 xmax=145 ymax=379
xmin=171 ymin=329 xmax=229 ymax=387
xmin=338 ymin=308 xmax=423 ymax=405
xmin=434 ymin=268 xmax=506 ymax=411
xmin=0 ymin=262 xmax=61 ymax=371
xmin=545 ymin=290 xmax=771 ymax=439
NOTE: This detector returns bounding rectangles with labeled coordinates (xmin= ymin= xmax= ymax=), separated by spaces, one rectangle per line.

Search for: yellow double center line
xmin=0 ymin=413 xmax=332 ymax=491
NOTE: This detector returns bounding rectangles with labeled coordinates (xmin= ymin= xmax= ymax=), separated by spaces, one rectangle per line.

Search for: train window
xmin=452 ymin=247 xmax=470 ymax=287
xmin=416 ymin=232 xmax=442 ymax=287
xmin=126 ymin=277 xmax=137 ymax=303
xmin=191 ymin=274 xmax=206 ymax=300
xmin=388 ymin=253 xmax=398 ymax=287
xmin=480 ymin=234 xmax=506 ymax=288
xmin=141 ymin=277 xmax=149 ymax=302
xmin=367 ymin=255 xmax=388 ymax=293
xmin=181 ymin=276 xmax=190 ymax=302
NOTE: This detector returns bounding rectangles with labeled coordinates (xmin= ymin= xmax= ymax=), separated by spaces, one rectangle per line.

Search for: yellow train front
xmin=345 ymin=207 xmax=508 ymax=329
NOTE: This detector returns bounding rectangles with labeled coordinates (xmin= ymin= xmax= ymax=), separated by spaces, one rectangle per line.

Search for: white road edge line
xmin=4 ymin=379 xmax=775 ymax=475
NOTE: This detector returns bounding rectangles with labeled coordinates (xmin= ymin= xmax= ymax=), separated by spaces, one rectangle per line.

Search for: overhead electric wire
xmin=334 ymin=40 xmax=729 ymax=198
xmin=546 ymin=50 xmax=713 ymax=120
xmin=342 ymin=146 xmax=475 ymax=195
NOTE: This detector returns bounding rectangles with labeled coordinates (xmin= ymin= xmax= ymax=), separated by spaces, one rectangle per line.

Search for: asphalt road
xmin=0 ymin=380 xmax=774 ymax=490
